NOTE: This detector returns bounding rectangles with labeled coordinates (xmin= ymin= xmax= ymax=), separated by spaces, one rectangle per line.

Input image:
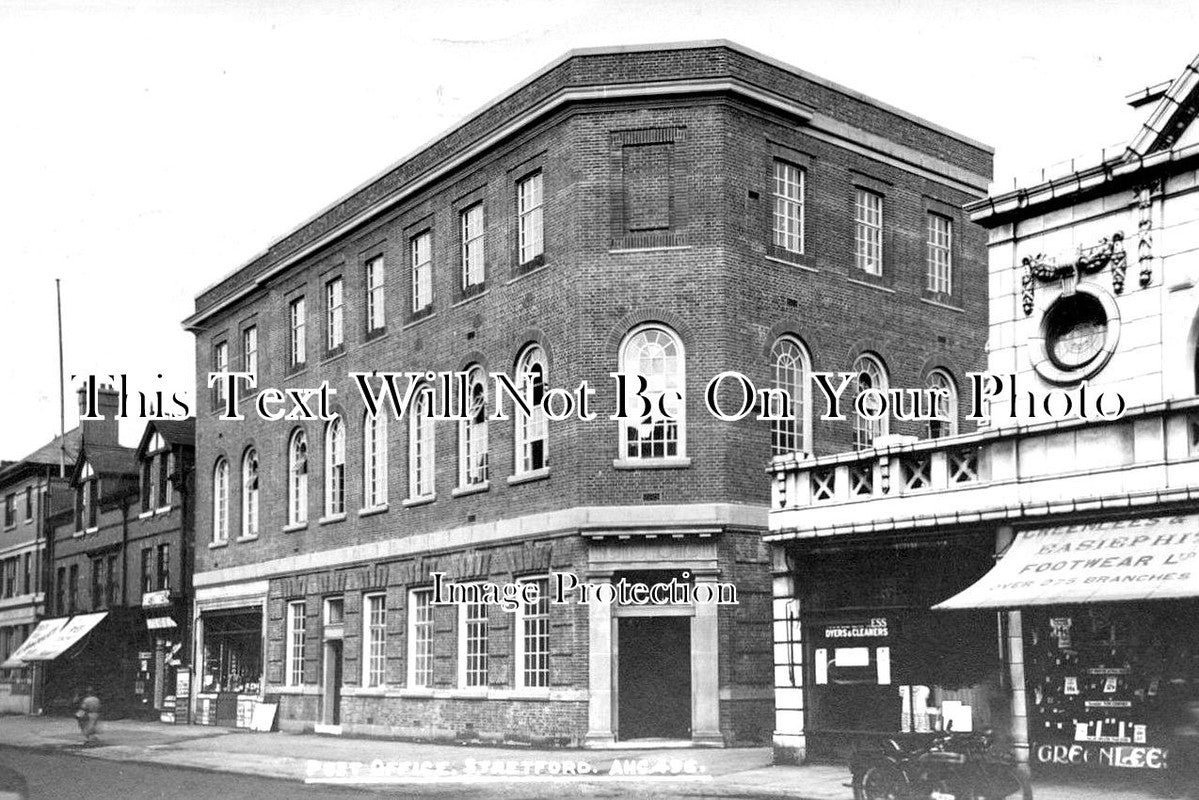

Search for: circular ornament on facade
xmin=1027 ymin=285 xmax=1120 ymax=384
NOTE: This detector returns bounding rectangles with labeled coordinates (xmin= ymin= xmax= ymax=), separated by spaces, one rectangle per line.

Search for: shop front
xmin=192 ymin=581 xmax=267 ymax=728
xmin=141 ymin=589 xmax=188 ymax=723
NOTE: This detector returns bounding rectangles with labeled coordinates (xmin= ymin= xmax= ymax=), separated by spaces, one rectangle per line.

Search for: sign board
xmin=142 ymin=589 xmax=171 ymax=608
xmin=176 ymin=671 xmax=191 ymax=698
xmin=249 ymin=702 xmax=277 ymax=732
xmin=936 ymin=516 xmax=1199 ymax=608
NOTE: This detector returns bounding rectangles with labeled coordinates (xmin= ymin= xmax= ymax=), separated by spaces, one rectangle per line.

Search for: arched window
xmin=408 ymin=388 xmax=435 ymax=499
xmin=288 ymin=429 xmax=308 ymax=526
xmin=458 ymin=366 xmax=489 ymax=487
xmin=241 ymin=448 xmax=259 ymax=538
xmin=771 ymin=336 xmax=811 ymax=457
xmin=853 ymin=353 xmax=889 ymax=450
xmin=363 ymin=411 xmax=388 ymax=510
xmin=926 ymin=369 xmax=958 ymax=439
xmin=514 ymin=345 xmax=548 ymax=475
xmin=619 ymin=325 xmax=685 ymax=460
xmin=212 ymin=458 xmax=229 ymax=543
xmin=325 ymin=417 xmax=346 ymax=517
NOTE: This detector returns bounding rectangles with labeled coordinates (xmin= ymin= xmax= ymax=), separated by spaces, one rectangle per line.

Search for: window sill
xmin=235 ymin=534 xmax=259 ymax=543
xmin=365 ymin=327 xmax=387 ymax=342
xmin=451 ymin=482 xmax=490 ymax=498
xmin=401 ymin=494 xmax=436 ymax=508
xmin=155 ymin=505 xmax=173 ymax=516
xmin=612 ymin=457 xmax=692 ymax=470
xmin=72 ymin=530 xmax=85 ymax=538
xmin=919 ymin=296 xmax=965 ymax=313
xmin=766 ymin=255 xmax=818 ymax=273
xmin=137 ymin=511 xmax=154 ymax=520
xmin=404 ymin=309 xmax=435 ymax=329
xmin=397 ymin=687 xmax=435 ymax=698
xmin=507 ymin=468 xmax=550 ymax=486
xmin=208 ymin=541 xmax=228 ymax=550
xmin=321 ymin=349 xmax=347 ymax=366
xmin=452 ymin=288 xmax=489 ymax=308
xmin=357 ymin=504 xmax=389 ymax=519
xmin=506 ymin=263 xmax=549 ymax=286
xmin=454 ymin=687 xmax=490 ymax=697
xmin=608 ymin=244 xmax=692 ymax=254
xmin=846 ymin=276 xmax=896 ymax=294
xmin=318 ymin=513 xmax=347 ymax=526
xmin=283 ymin=522 xmax=308 ymax=533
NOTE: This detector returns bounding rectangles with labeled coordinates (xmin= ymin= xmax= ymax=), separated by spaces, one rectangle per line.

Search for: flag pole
xmin=56 ymin=278 xmax=65 ymax=478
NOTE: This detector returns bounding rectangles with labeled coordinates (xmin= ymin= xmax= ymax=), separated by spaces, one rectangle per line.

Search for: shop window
xmin=810 ymin=467 xmax=836 ymax=502
xmin=408 ymin=588 xmax=434 ymax=689
xmin=201 ymin=611 xmax=263 ymax=694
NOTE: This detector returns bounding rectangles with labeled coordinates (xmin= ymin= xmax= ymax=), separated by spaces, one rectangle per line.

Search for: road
xmin=0 ymin=745 xmax=798 ymax=800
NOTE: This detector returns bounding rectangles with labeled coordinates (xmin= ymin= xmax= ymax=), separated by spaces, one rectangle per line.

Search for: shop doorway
xmin=322 ymin=640 xmax=342 ymax=726
xmin=617 ymin=616 xmax=691 ymax=740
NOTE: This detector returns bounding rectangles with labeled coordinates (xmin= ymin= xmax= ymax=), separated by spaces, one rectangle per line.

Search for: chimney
xmin=76 ymin=382 xmax=120 ymax=446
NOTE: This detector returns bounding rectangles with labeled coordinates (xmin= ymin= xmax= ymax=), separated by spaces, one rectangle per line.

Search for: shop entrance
xmin=322 ymin=640 xmax=342 ymax=726
xmin=617 ymin=615 xmax=691 ymax=740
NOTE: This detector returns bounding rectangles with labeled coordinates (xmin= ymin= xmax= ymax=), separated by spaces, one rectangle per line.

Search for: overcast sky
xmin=1 ymin=0 xmax=1195 ymax=458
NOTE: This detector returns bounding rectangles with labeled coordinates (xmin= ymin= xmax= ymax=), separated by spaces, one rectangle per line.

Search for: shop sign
xmin=142 ymin=590 xmax=171 ymax=608
xmin=822 ymin=618 xmax=889 ymax=639
xmin=176 ymin=671 xmax=190 ymax=698
xmin=1035 ymin=743 xmax=1168 ymax=769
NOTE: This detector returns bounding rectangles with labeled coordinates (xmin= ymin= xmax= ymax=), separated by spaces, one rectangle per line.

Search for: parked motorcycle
xmin=851 ymin=729 xmax=1033 ymax=800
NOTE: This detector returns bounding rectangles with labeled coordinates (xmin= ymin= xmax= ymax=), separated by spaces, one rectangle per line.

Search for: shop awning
xmin=146 ymin=616 xmax=177 ymax=630
xmin=1 ymin=612 xmax=108 ymax=665
xmin=935 ymin=516 xmax=1199 ymax=609
xmin=0 ymin=617 xmax=70 ymax=669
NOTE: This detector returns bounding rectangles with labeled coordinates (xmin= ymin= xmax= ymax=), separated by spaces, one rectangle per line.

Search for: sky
xmin=0 ymin=0 xmax=1196 ymax=458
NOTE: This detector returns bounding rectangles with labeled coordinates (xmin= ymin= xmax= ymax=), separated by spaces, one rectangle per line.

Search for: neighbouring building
xmin=182 ymin=40 xmax=992 ymax=744
xmin=21 ymin=387 xmax=196 ymax=721
xmin=767 ymin=53 xmax=1199 ymax=782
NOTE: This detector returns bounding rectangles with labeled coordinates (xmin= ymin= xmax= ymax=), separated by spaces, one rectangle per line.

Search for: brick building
xmin=32 ymin=390 xmax=196 ymax=720
xmin=182 ymin=41 xmax=992 ymax=744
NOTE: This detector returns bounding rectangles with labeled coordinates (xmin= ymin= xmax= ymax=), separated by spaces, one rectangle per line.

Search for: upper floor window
xmin=324 ymin=417 xmax=345 ymax=518
xmin=853 ymin=353 xmax=889 ymax=450
xmin=68 ymin=564 xmax=78 ymax=615
xmin=363 ymin=412 xmax=387 ymax=510
xmin=854 ymin=189 xmax=883 ymax=275
xmin=75 ymin=462 xmax=97 ymax=531
xmin=773 ymin=161 xmax=805 ymax=254
xmin=927 ymin=213 xmax=953 ymax=294
xmin=514 ymin=345 xmax=548 ymax=475
xmin=325 ymin=277 xmax=344 ymax=353
xmin=3 ymin=495 xmax=13 ymax=528
xmin=140 ymin=547 xmax=153 ymax=594
xmin=241 ymin=448 xmax=259 ymax=538
xmin=926 ymin=369 xmax=959 ymax=439
xmin=23 ymin=487 xmax=32 ymax=522
xmin=288 ymin=429 xmax=309 ymax=526
xmin=409 ymin=389 xmax=435 ymax=500
xmin=619 ymin=325 xmax=685 ymax=460
xmin=517 ymin=172 xmax=544 ymax=265
xmin=460 ymin=203 xmax=485 ymax=290
xmin=156 ymin=543 xmax=170 ymax=591
xmin=411 ymin=231 xmax=432 ymax=313
xmin=242 ymin=326 xmax=258 ymax=384
xmin=142 ymin=431 xmax=169 ymax=512
xmin=91 ymin=557 xmax=105 ymax=609
xmin=458 ymin=366 xmax=489 ymax=487
xmin=212 ymin=341 xmax=229 ymax=405
xmin=212 ymin=458 xmax=229 ymax=543
xmin=365 ymin=256 xmax=385 ymax=334
xmin=289 ymin=297 xmax=307 ymax=368
xmin=771 ymin=336 xmax=811 ymax=457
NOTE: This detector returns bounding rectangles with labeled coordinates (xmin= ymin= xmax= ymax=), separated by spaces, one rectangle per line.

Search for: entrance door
xmin=617 ymin=616 xmax=691 ymax=739
xmin=322 ymin=640 xmax=342 ymax=725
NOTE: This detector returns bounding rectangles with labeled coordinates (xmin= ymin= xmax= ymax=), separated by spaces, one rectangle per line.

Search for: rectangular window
xmin=55 ymin=567 xmax=66 ymax=615
xmin=140 ymin=548 xmax=152 ymax=595
xmin=156 ymin=543 xmax=170 ymax=591
xmin=773 ymin=161 xmax=805 ymax=254
xmin=289 ymin=297 xmax=307 ymax=368
xmin=517 ymin=172 xmax=544 ymax=265
xmin=85 ymin=481 xmax=97 ymax=529
xmin=3 ymin=495 xmax=13 ymax=528
xmin=23 ymin=553 xmax=31 ymax=596
xmin=242 ymin=325 xmax=258 ymax=383
xmin=460 ymin=203 xmax=485 ymax=290
xmin=106 ymin=554 xmax=118 ymax=607
xmin=365 ymin=256 xmax=385 ymax=333
xmin=286 ymin=600 xmax=306 ymax=686
xmin=363 ymin=593 xmax=387 ymax=688
xmin=854 ymin=189 xmax=884 ymax=275
xmin=411 ymin=232 xmax=432 ymax=312
xmin=212 ymin=341 xmax=229 ymax=405
xmin=623 ymin=143 xmax=671 ymax=231
xmin=927 ymin=213 xmax=953 ymax=294
xmin=515 ymin=577 xmax=549 ymax=689
xmin=409 ymin=400 xmax=436 ymax=500
xmin=23 ymin=487 xmax=32 ymax=522
xmin=141 ymin=461 xmax=153 ymax=511
xmin=91 ymin=558 xmax=104 ymax=610
xmin=157 ymin=453 xmax=171 ymax=509
xmin=325 ymin=277 xmax=344 ymax=352
xmin=408 ymin=588 xmax=433 ymax=688
xmin=459 ymin=590 xmax=488 ymax=688
xmin=68 ymin=564 xmax=78 ymax=615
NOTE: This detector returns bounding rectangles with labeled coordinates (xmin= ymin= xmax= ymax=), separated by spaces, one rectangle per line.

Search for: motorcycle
xmin=851 ymin=728 xmax=1033 ymax=800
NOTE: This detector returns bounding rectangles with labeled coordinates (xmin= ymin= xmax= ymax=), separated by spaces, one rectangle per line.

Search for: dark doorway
xmin=618 ymin=615 xmax=691 ymax=739
xmin=323 ymin=640 xmax=342 ymax=726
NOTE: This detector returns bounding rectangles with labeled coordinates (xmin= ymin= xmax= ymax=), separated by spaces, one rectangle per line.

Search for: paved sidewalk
xmin=0 ymin=714 xmax=1183 ymax=799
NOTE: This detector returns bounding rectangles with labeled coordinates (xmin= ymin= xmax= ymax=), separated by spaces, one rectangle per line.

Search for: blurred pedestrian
xmin=75 ymin=686 xmax=101 ymax=747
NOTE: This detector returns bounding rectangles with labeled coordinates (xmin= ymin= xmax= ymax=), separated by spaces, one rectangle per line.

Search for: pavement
xmin=0 ymin=714 xmax=1187 ymax=799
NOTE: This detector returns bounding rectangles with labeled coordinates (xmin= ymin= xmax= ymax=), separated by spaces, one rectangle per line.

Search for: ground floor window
xmin=200 ymin=611 xmax=262 ymax=695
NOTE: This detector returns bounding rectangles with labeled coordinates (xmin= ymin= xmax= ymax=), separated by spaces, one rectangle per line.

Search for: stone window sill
xmin=283 ymin=522 xmax=308 ymax=533
xmin=507 ymin=468 xmax=550 ymax=486
xmin=318 ymin=513 xmax=347 ymax=526
xmin=451 ymin=482 xmax=490 ymax=498
xmin=401 ymin=494 xmax=436 ymax=508
xmin=357 ymin=505 xmax=389 ymax=519
xmin=612 ymin=457 xmax=692 ymax=470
